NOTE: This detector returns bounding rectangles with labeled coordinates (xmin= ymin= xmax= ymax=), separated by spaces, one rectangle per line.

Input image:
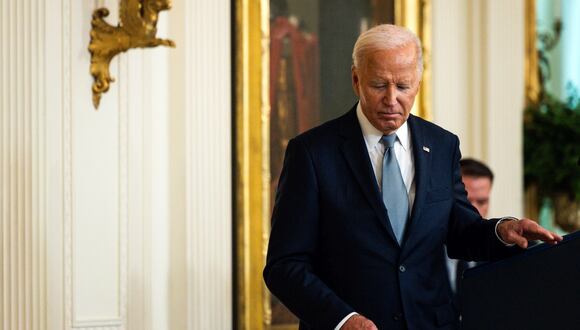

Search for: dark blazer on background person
xmin=263 ymin=105 xmax=518 ymax=330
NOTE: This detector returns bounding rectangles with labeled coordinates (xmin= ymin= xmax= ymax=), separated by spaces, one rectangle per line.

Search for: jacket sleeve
xmin=263 ymin=137 xmax=354 ymax=329
xmin=445 ymin=135 xmax=522 ymax=261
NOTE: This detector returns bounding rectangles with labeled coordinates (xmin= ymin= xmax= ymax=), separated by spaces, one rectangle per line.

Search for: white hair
xmin=352 ymin=24 xmax=423 ymax=75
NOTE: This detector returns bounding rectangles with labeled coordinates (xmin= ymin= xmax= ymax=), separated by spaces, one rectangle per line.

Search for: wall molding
xmin=184 ymin=0 xmax=232 ymax=329
xmin=117 ymin=36 xmax=129 ymax=330
xmin=0 ymin=0 xmax=48 ymax=329
xmin=73 ymin=319 xmax=123 ymax=328
xmin=65 ymin=1 xmax=128 ymax=329
xmin=125 ymin=47 xmax=151 ymax=330
xmin=64 ymin=0 xmax=73 ymax=326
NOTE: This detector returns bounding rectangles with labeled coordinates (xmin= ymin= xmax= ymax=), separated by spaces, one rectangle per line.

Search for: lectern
xmin=460 ymin=231 xmax=580 ymax=330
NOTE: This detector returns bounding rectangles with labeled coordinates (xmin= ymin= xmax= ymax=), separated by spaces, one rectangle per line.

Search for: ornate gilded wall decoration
xmin=88 ymin=0 xmax=175 ymax=109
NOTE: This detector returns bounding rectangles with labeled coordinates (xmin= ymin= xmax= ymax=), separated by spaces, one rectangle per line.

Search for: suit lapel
xmin=339 ymin=107 xmax=399 ymax=245
xmin=401 ymin=115 xmax=432 ymax=253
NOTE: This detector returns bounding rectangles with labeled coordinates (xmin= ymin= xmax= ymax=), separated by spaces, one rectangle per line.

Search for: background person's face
xmin=462 ymin=176 xmax=492 ymax=217
xmin=352 ymin=43 xmax=420 ymax=135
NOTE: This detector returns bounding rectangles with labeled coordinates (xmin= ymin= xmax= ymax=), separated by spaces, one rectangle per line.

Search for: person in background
xmin=446 ymin=158 xmax=494 ymax=294
xmin=460 ymin=158 xmax=494 ymax=218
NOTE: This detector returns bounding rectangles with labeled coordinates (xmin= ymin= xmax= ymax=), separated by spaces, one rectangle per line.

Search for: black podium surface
xmin=460 ymin=230 xmax=580 ymax=330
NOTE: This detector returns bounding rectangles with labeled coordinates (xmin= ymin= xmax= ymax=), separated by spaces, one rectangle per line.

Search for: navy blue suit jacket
xmin=264 ymin=106 xmax=517 ymax=329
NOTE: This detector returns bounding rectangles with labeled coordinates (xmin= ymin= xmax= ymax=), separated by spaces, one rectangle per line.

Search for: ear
xmin=351 ymin=65 xmax=360 ymax=98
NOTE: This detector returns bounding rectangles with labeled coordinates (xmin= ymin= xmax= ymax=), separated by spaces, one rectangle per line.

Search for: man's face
xmin=462 ymin=176 xmax=492 ymax=218
xmin=352 ymin=43 xmax=421 ymax=135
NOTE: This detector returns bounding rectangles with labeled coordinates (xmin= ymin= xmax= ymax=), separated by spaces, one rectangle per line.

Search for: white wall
xmin=1 ymin=0 xmax=232 ymax=329
xmin=432 ymin=0 xmax=525 ymax=218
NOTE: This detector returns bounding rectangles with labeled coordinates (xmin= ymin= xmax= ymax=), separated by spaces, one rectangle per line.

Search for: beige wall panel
xmin=182 ymin=0 xmax=233 ymax=329
xmin=432 ymin=0 xmax=524 ymax=217
xmin=432 ymin=0 xmax=471 ymax=145
xmin=1 ymin=0 xmax=47 ymax=329
xmin=485 ymin=0 xmax=525 ymax=218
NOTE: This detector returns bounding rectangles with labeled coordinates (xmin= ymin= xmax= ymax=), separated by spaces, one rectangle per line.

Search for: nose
xmin=383 ymin=85 xmax=397 ymax=106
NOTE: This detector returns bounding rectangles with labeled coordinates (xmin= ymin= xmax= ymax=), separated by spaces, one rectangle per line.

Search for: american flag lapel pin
xmin=423 ymin=146 xmax=430 ymax=153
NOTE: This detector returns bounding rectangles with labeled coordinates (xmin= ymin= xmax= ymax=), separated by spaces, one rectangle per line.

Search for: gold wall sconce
xmin=89 ymin=0 xmax=175 ymax=109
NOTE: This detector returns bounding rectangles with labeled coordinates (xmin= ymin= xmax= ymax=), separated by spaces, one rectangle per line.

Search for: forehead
xmin=363 ymin=46 xmax=418 ymax=79
xmin=463 ymin=176 xmax=492 ymax=192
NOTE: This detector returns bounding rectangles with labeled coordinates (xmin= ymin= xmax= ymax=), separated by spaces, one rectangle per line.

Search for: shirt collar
xmin=356 ymin=103 xmax=410 ymax=151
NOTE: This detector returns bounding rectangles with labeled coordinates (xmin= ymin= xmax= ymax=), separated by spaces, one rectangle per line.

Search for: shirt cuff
xmin=495 ymin=216 xmax=520 ymax=246
xmin=335 ymin=312 xmax=358 ymax=330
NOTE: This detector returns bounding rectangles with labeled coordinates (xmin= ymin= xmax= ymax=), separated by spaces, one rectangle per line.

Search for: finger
xmin=525 ymin=226 xmax=561 ymax=243
xmin=527 ymin=227 xmax=554 ymax=240
xmin=541 ymin=235 xmax=562 ymax=245
xmin=505 ymin=230 xmax=528 ymax=248
xmin=516 ymin=237 xmax=528 ymax=249
xmin=520 ymin=220 xmax=561 ymax=242
xmin=549 ymin=231 xmax=564 ymax=242
xmin=501 ymin=221 xmax=525 ymax=246
xmin=365 ymin=321 xmax=379 ymax=330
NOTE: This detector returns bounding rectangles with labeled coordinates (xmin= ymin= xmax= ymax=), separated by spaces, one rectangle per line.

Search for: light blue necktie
xmin=381 ymin=134 xmax=409 ymax=243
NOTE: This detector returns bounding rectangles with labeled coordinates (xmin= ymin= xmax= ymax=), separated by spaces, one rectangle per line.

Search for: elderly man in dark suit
xmin=263 ymin=24 xmax=561 ymax=330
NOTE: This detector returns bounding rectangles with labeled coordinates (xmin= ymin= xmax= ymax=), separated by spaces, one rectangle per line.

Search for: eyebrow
xmin=370 ymin=78 xmax=412 ymax=84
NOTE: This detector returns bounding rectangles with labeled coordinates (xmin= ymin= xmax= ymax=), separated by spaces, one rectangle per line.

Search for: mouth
xmin=378 ymin=112 xmax=402 ymax=119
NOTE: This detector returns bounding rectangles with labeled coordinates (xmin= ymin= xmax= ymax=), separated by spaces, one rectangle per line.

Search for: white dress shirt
xmin=356 ymin=103 xmax=416 ymax=211
xmin=335 ymin=105 xmax=416 ymax=330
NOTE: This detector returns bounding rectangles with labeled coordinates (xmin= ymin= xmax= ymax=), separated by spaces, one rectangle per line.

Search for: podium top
xmin=464 ymin=229 xmax=580 ymax=279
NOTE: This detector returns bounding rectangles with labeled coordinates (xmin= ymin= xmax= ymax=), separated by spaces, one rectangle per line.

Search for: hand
xmin=341 ymin=314 xmax=378 ymax=330
xmin=497 ymin=218 xmax=563 ymax=249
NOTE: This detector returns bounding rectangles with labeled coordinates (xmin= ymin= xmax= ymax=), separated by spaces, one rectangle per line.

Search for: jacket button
xmin=393 ymin=313 xmax=402 ymax=321
xmin=399 ymin=265 xmax=406 ymax=272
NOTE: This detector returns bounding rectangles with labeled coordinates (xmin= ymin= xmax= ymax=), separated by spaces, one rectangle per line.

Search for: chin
xmin=376 ymin=120 xmax=402 ymax=133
